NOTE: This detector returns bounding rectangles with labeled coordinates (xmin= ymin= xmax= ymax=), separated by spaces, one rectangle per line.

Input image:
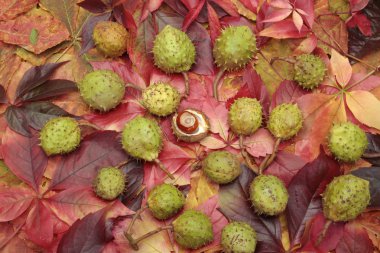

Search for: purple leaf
xmin=352 ymin=167 xmax=380 ymax=207
xmin=120 ymin=160 xmax=144 ymax=211
xmin=286 ymin=151 xmax=340 ymax=247
xmin=219 ymin=166 xmax=285 ymax=253
xmin=77 ymin=0 xmax=109 ymax=13
xmin=19 ymin=79 xmax=77 ymax=102
xmin=80 ymin=12 xmax=112 ymax=55
xmin=57 ymin=206 xmax=112 ymax=253
xmin=50 ymin=131 xmax=128 ymax=190
xmin=2 ymin=128 xmax=48 ymax=193
xmin=5 ymin=106 xmax=30 ymax=137
xmin=14 ymin=62 xmax=67 ymax=104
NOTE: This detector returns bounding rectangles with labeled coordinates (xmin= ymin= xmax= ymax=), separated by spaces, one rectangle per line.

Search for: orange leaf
xmin=346 ymin=90 xmax=380 ymax=130
xmin=0 ymin=7 xmax=70 ymax=54
xmin=0 ymin=0 xmax=37 ymax=21
xmin=330 ymin=49 xmax=352 ymax=87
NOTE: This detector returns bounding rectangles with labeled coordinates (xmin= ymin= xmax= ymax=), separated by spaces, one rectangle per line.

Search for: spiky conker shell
xmin=213 ymin=26 xmax=257 ymax=71
xmin=249 ymin=175 xmax=289 ymax=216
xmin=92 ymin=21 xmax=128 ymax=57
xmin=228 ymin=97 xmax=262 ymax=135
xmin=268 ymin=103 xmax=303 ymax=140
xmin=328 ymin=122 xmax=368 ymax=162
xmin=79 ymin=70 xmax=125 ymax=112
xmin=203 ymin=151 xmax=241 ymax=184
xmin=142 ymin=82 xmax=181 ymax=116
xmin=294 ymin=54 xmax=327 ymax=89
xmin=94 ymin=167 xmax=126 ymax=200
xmin=147 ymin=183 xmax=185 ymax=220
xmin=152 ymin=25 xmax=196 ymax=73
xmin=322 ymin=174 xmax=370 ymax=222
xmin=40 ymin=117 xmax=80 ymax=156
xmin=121 ymin=116 xmax=162 ymax=161
xmin=221 ymin=222 xmax=257 ymax=253
xmin=173 ymin=210 xmax=214 ymax=249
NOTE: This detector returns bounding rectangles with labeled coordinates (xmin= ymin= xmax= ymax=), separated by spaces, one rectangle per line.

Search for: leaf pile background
xmin=0 ymin=0 xmax=380 ymax=252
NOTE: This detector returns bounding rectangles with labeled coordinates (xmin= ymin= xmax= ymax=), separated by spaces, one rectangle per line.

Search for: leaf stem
xmin=270 ymin=57 xmax=296 ymax=65
xmin=126 ymin=206 xmax=148 ymax=234
xmin=115 ymin=160 xmax=130 ymax=169
xmin=258 ymin=138 xmax=281 ymax=174
xmin=154 ymin=158 xmax=175 ymax=180
xmin=78 ymin=122 xmax=101 ymax=130
xmin=258 ymin=51 xmax=285 ymax=81
xmin=213 ymin=68 xmax=225 ymax=101
xmin=126 ymin=225 xmax=173 ymax=250
xmin=182 ymin=72 xmax=190 ymax=97
xmin=239 ymin=135 xmax=259 ymax=174
xmin=126 ymin=83 xmax=143 ymax=91
xmin=345 ymin=66 xmax=380 ymax=90
xmin=362 ymin=152 xmax=380 ymax=158
xmin=316 ymin=219 xmax=332 ymax=245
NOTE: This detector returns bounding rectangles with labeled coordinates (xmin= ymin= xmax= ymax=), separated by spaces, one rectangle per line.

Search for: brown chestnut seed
xmin=172 ymin=109 xmax=210 ymax=142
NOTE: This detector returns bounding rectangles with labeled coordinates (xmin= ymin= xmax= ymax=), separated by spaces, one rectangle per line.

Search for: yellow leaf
xmin=185 ymin=170 xmax=218 ymax=209
xmin=346 ymin=90 xmax=380 ymax=130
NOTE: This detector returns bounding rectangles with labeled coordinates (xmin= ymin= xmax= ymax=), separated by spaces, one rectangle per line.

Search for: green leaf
xmin=29 ymin=28 xmax=39 ymax=45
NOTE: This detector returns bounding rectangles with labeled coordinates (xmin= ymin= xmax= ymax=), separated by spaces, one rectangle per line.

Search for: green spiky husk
xmin=249 ymin=175 xmax=289 ymax=216
xmin=147 ymin=183 xmax=185 ymax=220
xmin=94 ymin=167 xmax=126 ymax=200
xmin=121 ymin=116 xmax=162 ymax=161
xmin=203 ymin=151 xmax=241 ymax=184
xmin=40 ymin=117 xmax=81 ymax=156
xmin=213 ymin=26 xmax=257 ymax=71
xmin=323 ymin=174 xmax=370 ymax=222
xmin=294 ymin=54 xmax=327 ymax=89
xmin=92 ymin=21 xmax=128 ymax=57
xmin=328 ymin=122 xmax=368 ymax=162
xmin=142 ymin=82 xmax=181 ymax=116
xmin=221 ymin=222 xmax=257 ymax=253
xmin=173 ymin=210 xmax=214 ymax=249
xmin=268 ymin=103 xmax=303 ymax=140
xmin=152 ymin=25 xmax=196 ymax=73
xmin=79 ymin=70 xmax=126 ymax=112
xmin=228 ymin=97 xmax=262 ymax=135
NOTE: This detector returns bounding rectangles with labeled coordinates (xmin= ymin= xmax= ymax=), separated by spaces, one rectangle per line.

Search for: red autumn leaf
xmin=243 ymin=128 xmax=275 ymax=157
xmin=25 ymin=199 xmax=54 ymax=247
xmin=259 ymin=19 xmax=309 ymax=39
xmin=49 ymin=131 xmax=128 ymax=190
xmin=202 ymin=97 xmax=229 ymax=141
xmin=141 ymin=0 xmax=164 ymax=22
xmin=347 ymin=12 xmax=372 ymax=36
xmin=350 ymin=0 xmax=370 ymax=12
xmin=293 ymin=33 xmax=318 ymax=54
xmin=189 ymin=195 xmax=228 ymax=252
xmin=271 ymin=80 xmax=308 ymax=109
xmin=265 ymin=151 xmax=307 ymax=186
xmin=295 ymin=93 xmax=339 ymax=161
xmin=336 ymin=222 xmax=374 ymax=253
xmin=285 ymin=151 xmax=340 ymax=247
xmin=2 ymin=127 xmax=47 ymax=192
xmin=300 ymin=213 xmax=345 ymax=252
xmin=0 ymin=7 xmax=70 ymax=54
xmin=182 ymin=0 xmax=206 ymax=31
xmin=0 ymin=0 xmax=37 ymax=21
xmin=85 ymin=102 xmax=145 ymax=131
xmin=144 ymin=140 xmax=192 ymax=189
xmin=207 ymin=2 xmax=221 ymax=44
xmin=46 ymin=186 xmax=109 ymax=225
xmin=77 ymin=0 xmax=109 ymax=14
xmin=0 ymin=186 xmax=34 ymax=222
xmin=226 ymin=68 xmax=270 ymax=113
